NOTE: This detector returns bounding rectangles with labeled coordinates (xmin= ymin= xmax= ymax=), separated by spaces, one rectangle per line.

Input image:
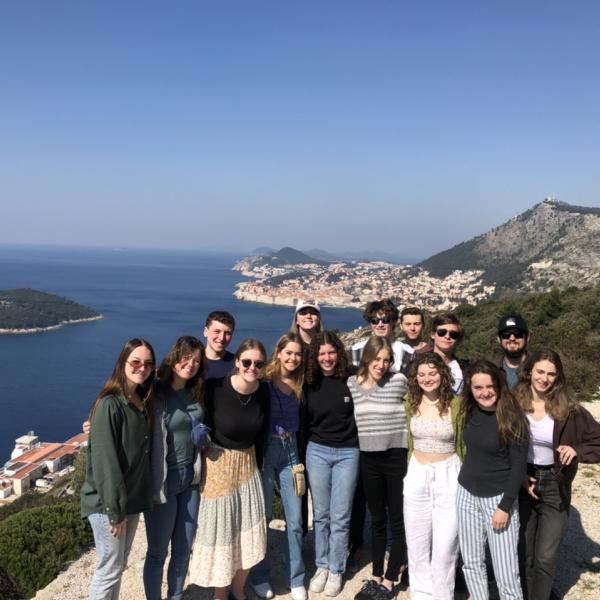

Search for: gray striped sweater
xmin=347 ymin=373 xmax=409 ymax=452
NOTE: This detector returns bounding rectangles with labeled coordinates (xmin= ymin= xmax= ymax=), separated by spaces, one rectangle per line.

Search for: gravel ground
xmin=35 ymin=403 xmax=600 ymax=600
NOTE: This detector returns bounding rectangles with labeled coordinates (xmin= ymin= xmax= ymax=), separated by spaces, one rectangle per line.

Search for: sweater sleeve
xmin=89 ymin=397 xmax=127 ymax=525
xmin=498 ymin=435 xmax=529 ymax=512
xmin=572 ymin=406 xmax=600 ymax=464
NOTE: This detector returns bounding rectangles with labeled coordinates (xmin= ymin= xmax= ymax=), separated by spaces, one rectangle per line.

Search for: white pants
xmin=403 ymin=453 xmax=461 ymax=600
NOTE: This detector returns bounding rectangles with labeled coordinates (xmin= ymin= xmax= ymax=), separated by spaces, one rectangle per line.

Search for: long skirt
xmin=188 ymin=443 xmax=267 ymax=588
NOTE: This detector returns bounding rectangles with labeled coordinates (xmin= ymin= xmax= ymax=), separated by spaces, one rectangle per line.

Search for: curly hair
xmin=156 ymin=336 xmax=206 ymax=405
xmin=513 ymin=349 xmax=577 ymax=421
xmin=362 ymin=298 xmax=399 ymax=324
xmin=265 ymin=332 xmax=304 ymax=400
xmin=461 ymin=359 xmax=528 ymax=446
xmin=406 ymin=352 xmax=455 ymax=416
xmin=305 ymin=330 xmax=351 ymax=385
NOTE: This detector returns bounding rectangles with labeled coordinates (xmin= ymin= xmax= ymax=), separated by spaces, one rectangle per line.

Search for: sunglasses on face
xmin=435 ymin=328 xmax=460 ymax=340
xmin=370 ymin=317 xmax=392 ymax=325
xmin=298 ymin=308 xmax=319 ymax=316
xmin=500 ymin=330 xmax=526 ymax=340
xmin=240 ymin=359 xmax=266 ymax=370
xmin=127 ymin=359 xmax=154 ymax=370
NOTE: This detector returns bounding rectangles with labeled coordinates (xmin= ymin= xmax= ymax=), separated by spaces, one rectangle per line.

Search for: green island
xmin=0 ymin=288 xmax=102 ymax=334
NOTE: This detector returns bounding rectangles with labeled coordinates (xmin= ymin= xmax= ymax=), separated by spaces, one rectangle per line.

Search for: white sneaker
xmin=251 ymin=582 xmax=274 ymax=599
xmin=324 ymin=572 xmax=343 ymax=597
xmin=309 ymin=568 xmax=329 ymax=593
xmin=291 ymin=586 xmax=308 ymax=600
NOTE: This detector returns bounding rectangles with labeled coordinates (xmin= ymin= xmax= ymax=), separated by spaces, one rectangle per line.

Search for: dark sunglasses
xmin=127 ymin=359 xmax=154 ymax=370
xmin=241 ymin=359 xmax=266 ymax=369
xmin=370 ymin=317 xmax=393 ymax=325
xmin=500 ymin=330 xmax=526 ymax=340
xmin=298 ymin=308 xmax=319 ymax=316
xmin=435 ymin=328 xmax=460 ymax=340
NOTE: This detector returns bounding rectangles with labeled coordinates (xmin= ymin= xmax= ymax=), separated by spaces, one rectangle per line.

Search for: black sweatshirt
xmin=302 ymin=376 xmax=358 ymax=449
xmin=458 ymin=406 xmax=528 ymax=512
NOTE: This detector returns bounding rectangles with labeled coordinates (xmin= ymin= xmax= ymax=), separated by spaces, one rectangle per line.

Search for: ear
xmin=203 ymin=326 xmax=209 ymax=337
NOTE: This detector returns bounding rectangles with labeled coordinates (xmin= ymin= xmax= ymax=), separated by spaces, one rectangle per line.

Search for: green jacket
xmin=80 ymin=394 xmax=153 ymax=524
xmin=404 ymin=395 xmax=466 ymax=461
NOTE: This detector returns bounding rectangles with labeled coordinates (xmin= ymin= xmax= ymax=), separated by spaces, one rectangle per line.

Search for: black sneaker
xmin=371 ymin=584 xmax=396 ymax=600
xmin=354 ymin=579 xmax=379 ymax=600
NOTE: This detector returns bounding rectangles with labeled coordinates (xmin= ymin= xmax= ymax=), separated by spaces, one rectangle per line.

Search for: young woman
xmin=291 ymin=299 xmax=324 ymax=351
xmin=457 ymin=360 xmax=529 ymax=600
xmin=251 ymin=333 xmax=307 ymax=600
xmin=81 ymin=338 xmax=155 ymax=600
xmin=303 ymin=330 xmax=359 ymax=598
xmin=403 ymin=352 xmax=466 ymax=600
xmin=514 ymin=350 xmax=600 ymax=600
xmin=143 ymin=336 xmax=207 ymax=600
xmin=347 ymin=337 xmax=409 ymax=600
xmin=188 ymin=339 xmax=270 ymax=600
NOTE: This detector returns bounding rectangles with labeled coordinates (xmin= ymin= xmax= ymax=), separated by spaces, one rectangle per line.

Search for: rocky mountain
xmin=418 ymin=199 xmax=600 ymax=294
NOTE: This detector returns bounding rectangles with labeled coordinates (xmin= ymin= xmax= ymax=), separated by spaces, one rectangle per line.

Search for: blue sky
xmin=1 ymin=1 xmax=599 ymax=260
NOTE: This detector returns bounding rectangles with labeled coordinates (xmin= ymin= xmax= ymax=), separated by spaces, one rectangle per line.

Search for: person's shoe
xmin=291 ymin=585 xmax=308 ymax=600
xmin=251 ymin=582 xmax=274 ymax=599
xmin=324 ymin=572 xmax=343 ymax=597
xmin=371 ymin=584 xmax=396 ymax=600
xmin=309 ymin=568 xmax=329 ymax=593
xmin=354 ymin=579 xmax=379 ymax=599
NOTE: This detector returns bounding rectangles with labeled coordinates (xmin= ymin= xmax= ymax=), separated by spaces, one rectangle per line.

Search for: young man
xmin=351 ymin=299 xmax=414 ymax=376
xmin=399 ymin=307 xmax=431 ymax=353
xmin=430 ymin=313 xmax=468 ymax=394
xmin=495 ymin=314 xmax=530 ymax=390
xmin=203 ymin=310 xmax=236 ymax=379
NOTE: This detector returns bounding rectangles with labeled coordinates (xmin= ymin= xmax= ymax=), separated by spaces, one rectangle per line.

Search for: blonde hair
xmin=356 ymin=337 xmax=393 ymax=383
xmin=266 ymin=332 xmax=304 ymax=400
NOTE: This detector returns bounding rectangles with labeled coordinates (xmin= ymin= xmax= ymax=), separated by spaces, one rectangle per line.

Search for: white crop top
xmin=411 ymin=414 xmax=455 ymax=454
xmin=527 ymin=413 xmax=555 ymax=466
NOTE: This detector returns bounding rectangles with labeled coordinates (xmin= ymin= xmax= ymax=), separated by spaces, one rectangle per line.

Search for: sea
xmin=0 ymin=245 xmax=363 ymax=462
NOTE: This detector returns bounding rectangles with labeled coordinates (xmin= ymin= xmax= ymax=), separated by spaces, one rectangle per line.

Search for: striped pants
xmin=457 ymin=484 xmax=523 ymax=600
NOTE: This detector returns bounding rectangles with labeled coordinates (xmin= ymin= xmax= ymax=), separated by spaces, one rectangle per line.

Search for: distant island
xmin=0 ymin=288 xmax=102 ymax=334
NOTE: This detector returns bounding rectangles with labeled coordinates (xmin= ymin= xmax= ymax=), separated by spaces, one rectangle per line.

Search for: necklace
xmin=237 ymin=392 xmax=253 ymax=407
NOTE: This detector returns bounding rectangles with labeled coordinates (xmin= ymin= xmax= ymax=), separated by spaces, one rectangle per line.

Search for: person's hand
xmin=82 ymin=420 xmax=91 ymax=434
xmin=557 ymin=445 xmax=577 ymax=466
xmin=110 ymin=520 xmax=126 ymax=538
xmin=523 ymin=475 xmax=539 ymax=500
xmin=491 ymin=507 xmax=509 ymax=530
xmin=190 ymin=417 xmax=211 ymax=450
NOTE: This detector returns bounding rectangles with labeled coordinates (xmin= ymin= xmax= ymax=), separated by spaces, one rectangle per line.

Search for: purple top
xmin=268 ymin=380 xmax=301 ymax=435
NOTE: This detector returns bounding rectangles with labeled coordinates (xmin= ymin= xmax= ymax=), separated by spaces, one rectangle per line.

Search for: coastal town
xmin=233 ymin=256 xmax=496 ymax=311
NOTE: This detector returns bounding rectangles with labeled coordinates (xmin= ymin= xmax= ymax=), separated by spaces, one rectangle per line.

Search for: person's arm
xmin=567 ymin=406 xmax=600 ymax=464
xmin=89 ymin=397 xmax=127 ymax=526
xmin=254 ymin=383 xmax=271 ymax=470
xmin=497 ymin=434 xmax=529 ymax=513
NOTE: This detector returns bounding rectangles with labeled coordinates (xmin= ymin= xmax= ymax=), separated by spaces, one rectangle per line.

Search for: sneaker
xmin=309 ymin=568 xmax=329 ymax=593
xmin=372 ymin=584 xmax=397 ymax=600
xmin=291 ymin=586 xmax=308 ymax=600
xmin=354 ymin=579 xmax=379 ymax=599
xmin=324 ymin=572 xmax=343 ymax=597
xmin=251 ymin=582 xmax=274 ymax=599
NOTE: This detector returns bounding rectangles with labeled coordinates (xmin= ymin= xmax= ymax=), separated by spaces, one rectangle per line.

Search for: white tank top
xmin=527 ymin=413 xmax=555 ymax=465
xmin=411 ymin=413 xmax=455 ymax=454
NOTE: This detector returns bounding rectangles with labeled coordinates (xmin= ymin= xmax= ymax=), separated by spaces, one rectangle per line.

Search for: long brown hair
xmin=356 ymin=336 xmax=393 ymax=383
xmin=407 ymin=352 xmax=455 ymax=416
xmin=156 ymin=336 xmax=206 ymax=405
xmin=90 ymin=338 xmax=155 ymax=420
xmin=461 ymin=359 xmax=528 ymax=446
xmin=513 ymin=349 xmax=577 ymax=421
xmin=266 ymin=332 xmax=304 ymax=400
xmin=305 ymin=330 xmax=351 ymax=385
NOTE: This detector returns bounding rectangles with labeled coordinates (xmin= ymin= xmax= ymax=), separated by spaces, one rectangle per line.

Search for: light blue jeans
xmin=88 ymin=512 xmax=140 ymax=600
xmin=306 ymin=441 xmax=360 ymax=574
xmin=143 ymin=463 xmax=200 ymax=600
xmin=253 ymin=433 xmax=305 ymax=588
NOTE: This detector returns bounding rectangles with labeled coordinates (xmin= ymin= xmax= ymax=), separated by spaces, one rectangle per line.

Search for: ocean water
xmin=0 ymin=246 xmax=363 ymax=461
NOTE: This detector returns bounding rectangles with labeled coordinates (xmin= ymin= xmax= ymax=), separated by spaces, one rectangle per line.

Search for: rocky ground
xmin=35 ymin=404 xmax=600 ymax=600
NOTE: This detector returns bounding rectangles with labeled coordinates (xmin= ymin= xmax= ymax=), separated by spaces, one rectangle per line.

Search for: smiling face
xmin=531 ymin=359 xmax=558 ymax=396
xmin=278 ymin=341 xmax=303 ymax=376
xmin=471 ymin=373 xmax=498 ymax=410
xmin=498 ymin=329 xmax=528 ymax=359
xmin=401 ymin=314 xmax=424 ymax=342
xmin=296 ymin=308 xmax=320 ymax=333
xmin=173 ymin=348 xmax=202 ymax=383
xmin=124 ymin=346 xmax=154 ymax=389
xmin=236 ymin=348 xmax=266 ymax=384
xmin=367 ymin=348 xmax=392 ymax=383
xmin=369 ymin=311 xmax=395 ymax=338
xmin=416 ymin=362 xmax=442 ymax=395
xmin=432 ymin=323 xmax=461 ymax=356
xmin=318 ymin=343 xmax=338 ymax=376
xmin=203 ymin=320 xmax=234 ymax=358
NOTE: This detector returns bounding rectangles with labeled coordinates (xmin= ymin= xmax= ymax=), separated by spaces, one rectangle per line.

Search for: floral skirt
xmin=188 ymin=443 xmax=267 ymax=588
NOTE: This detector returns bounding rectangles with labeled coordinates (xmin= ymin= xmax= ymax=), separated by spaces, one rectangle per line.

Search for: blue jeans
xmin=88 ymin=512 xmax=140 ymax=600
xmin=253 ymin=434 xmax=305 ymax=588
xmin=143 ymin=463 xmax=200 ymax=600
xmin=306 ymin=441 xmax=360 ymax=574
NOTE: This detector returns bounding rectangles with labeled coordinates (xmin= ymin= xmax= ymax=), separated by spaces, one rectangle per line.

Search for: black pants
xmin=360 ymin=447 xmax=408 ymax=582
xmin=518 ymin=465 xmax=569 ymax=600
xmin=349 ymin=473 xmax=367 ymax=548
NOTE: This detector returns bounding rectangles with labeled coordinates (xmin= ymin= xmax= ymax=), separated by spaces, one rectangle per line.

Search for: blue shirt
xmin=206 ymin=351 xmax=235 ymax=380
xmin=268 ymin=380 xmax=300 ymax=435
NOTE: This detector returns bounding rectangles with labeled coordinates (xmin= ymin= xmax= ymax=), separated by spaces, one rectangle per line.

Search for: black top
xmin=206 ymin=351 xmax=235 ymax=380
xmin=205 ymin=376 xmax=270 ymax=464
xmin=302 ymin=375 xmax=358 ymax=449
xmin=458 ymin=406 xmax=528 ymax=512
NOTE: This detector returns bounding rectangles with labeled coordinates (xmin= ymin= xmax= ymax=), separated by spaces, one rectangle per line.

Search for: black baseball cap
xmin=498 ymin=315 xmax=528 ymax=334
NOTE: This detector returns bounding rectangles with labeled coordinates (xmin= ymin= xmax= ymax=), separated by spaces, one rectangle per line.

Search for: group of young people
xmin=81 ymin=300 xmax=600 ymax=600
